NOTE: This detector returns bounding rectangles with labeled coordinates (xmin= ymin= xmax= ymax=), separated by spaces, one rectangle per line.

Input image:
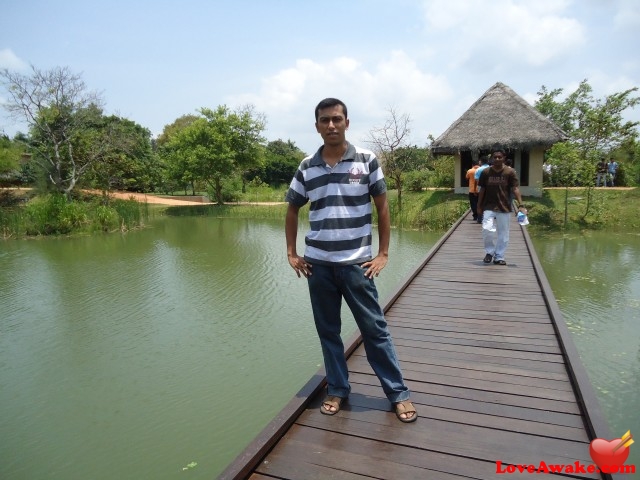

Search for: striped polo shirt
xmin=285 ymin=142 xmax=387 ymax=266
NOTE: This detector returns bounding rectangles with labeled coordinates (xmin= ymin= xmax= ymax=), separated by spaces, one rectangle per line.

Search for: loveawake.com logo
xmin=496 ymin=430 xmax=635 ymax=475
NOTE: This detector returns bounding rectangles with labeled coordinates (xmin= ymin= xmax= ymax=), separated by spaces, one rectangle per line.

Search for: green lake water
xmin=1 ymin=217 xmax=638 ymax=478
xmin=531 ymin=231 xmax=640 ymax=470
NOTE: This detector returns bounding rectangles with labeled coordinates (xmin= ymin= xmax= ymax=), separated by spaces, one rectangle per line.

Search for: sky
xmin=1 ymin=0 xmax=639 ymax=156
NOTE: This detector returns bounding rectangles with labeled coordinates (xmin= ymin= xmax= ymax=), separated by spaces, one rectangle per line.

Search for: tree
xmin=0 ymin=134 xmax=22 ymax=176
xmin=157 ymin=115 xmax=201 ymax=194
xmin=612 ymin=137 xmax=640 ymax=186
xmin=156 ymin=114 xmax=199 ymax=147
xmin=85 ymin=116 xmax=160 ymax=193
xmin=0 ymin=66 xmax=112 ymax=198
xmin=229 ymin=105 xmax=266 ymax=193
xmin=165 ymin=105 xmax=266 ymax=204
xmin=536 ymin=80 xmax=640 ymax=167
xmin=261 ymin=139 xmax=305 ymax=186
xmin=544 ymin=142 xmax=594 ymax=227
xmin=535 ymin=80 xmax=640 ymax=224
xmin=366 ymin=107 xmax=415 ymax=212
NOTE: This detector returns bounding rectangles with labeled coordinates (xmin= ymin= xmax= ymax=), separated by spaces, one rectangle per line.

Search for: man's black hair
xmin=315 ymin=98 xmax=348 ymax=121
xmin=491 ymin=144 xmax=506 ymax=155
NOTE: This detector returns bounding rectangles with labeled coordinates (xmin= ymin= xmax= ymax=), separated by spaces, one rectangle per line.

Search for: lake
xmin=531 ymin=231 xmax=640 ymax=470
xmin=0 ymin=217 xmax=638 ymax=478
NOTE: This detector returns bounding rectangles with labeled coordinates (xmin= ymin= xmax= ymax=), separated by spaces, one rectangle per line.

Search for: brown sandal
xmin=395 ymin=400 xmax=418 ymax=423
xmin=320 ymin=396 xmax=345 ymax=415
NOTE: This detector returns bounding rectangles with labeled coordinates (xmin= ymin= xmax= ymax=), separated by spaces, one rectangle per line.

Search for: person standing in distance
xmin=596 ymin=158 xmax=608 ymax=187
xmin=284 ymin=98 xmax=417 ymax=423
xmin=477 ymin=147 xmax=526 ymax=266
xmin=607 ymin=158 xmax=619 ymax=187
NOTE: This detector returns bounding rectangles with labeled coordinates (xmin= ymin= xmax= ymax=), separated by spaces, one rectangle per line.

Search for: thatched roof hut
xmin=431 ymin=82 xmax=567 ymax=154
xmin=431 ymin=82 xmax=568 ymax=197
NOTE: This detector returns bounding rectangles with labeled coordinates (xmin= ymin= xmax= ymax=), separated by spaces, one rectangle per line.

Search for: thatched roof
xmin=431 ymin=82 xmax=568 ymax=154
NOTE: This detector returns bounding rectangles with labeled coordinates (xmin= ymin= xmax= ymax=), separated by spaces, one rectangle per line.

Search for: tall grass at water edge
xmin=0 ymin=193 xmax=149 ymax=239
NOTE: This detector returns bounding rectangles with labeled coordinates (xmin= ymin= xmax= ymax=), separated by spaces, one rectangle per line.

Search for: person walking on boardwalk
xmin=284 ymin=97 xmax=417 ymax=423
xmin=466 ymin=158 xmax=480 ymax=221
xmin=477 ymin=146 xmax=526 ymax=266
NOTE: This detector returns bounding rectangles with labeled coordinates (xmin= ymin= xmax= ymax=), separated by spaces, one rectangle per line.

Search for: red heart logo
xmin=589 ymin=438 xmax=630 ymax=468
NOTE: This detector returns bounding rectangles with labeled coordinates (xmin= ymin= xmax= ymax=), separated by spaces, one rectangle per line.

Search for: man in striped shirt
xmin=285 ymin=98 xmax=417 ymax=423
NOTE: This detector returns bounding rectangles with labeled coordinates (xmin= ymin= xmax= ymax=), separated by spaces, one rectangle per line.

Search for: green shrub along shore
xmin=1 ymin=186 xmax=638 ymax=239
xmin=0 ymin=190 xmax=149 ymax=238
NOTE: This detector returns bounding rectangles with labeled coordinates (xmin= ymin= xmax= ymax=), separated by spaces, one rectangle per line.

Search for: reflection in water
xmin=532 ymin=231 xmax=640 ymax=469
xmin=0 ymin=217 xmax=440 ymax=480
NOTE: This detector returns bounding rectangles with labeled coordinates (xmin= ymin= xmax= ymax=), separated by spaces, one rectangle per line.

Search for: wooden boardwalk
xmin=219 ymin=212 xmax=620 ymax=480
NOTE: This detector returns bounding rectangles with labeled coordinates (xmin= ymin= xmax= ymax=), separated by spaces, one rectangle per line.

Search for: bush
xmin=92 ymin=205 xmax=120 ymax=231
xmin=430 ymin=156 xmax=455 ymax=187
xmin=24 ymin=194 xmax=88 ymax=235
xmin=404 ymin=170 xmax=431 ymax=192
xmin=0 ymin=191 xmax=148 ymax=238
xmin=527 ymin=205 xmax=562 ymax=229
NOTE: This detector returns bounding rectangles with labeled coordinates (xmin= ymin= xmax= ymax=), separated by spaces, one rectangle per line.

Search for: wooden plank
xmin=389 ymin=316 xmax=557 ymax=335
xmin=349 ymin=366 xmax=577 ymax=403
xmin=345 ymin=385 xmax=587 ymax=436
xmin=394 ymin=345 xmax=569 ymax=375
xmin=258 ymin=432 xmax=472 ymax=479
xmin=297 ymin=413 xmax=596 ymax=475
xmin=392 ymin=338 xmax=565 ymax=363
xmin=348 ymin=355 xmax=573 ymax=392
xmin=389 ymin=303 xmax=551 ymax=321
xmin=378 ymin=349 xmax=569 ymax=380
xmin=349 ymin=372 xmax=581 ymax=414
xmin=389 ymin=329 xmax=563 ymax=353
xmin=392 ymin=325 xmax=560 ymax=344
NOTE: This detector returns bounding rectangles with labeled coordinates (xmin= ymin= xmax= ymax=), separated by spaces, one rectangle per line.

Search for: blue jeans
xmin=307 ymin=263 xmax=410 ymax=403
xmin=482 ymin=210 xmax=511 ymax=261
xmin=596 ymin=172 xmax=607 ymax=186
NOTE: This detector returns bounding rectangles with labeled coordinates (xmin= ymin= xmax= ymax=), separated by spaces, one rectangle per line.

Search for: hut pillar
xmin=453 ymin=153 xmax=463 ymax=194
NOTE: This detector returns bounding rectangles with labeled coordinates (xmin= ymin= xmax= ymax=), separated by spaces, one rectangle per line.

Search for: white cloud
xmin=422 ymin=0 xmax=585 ymax=67
xmin=587 ymin=71 xmax=639 ymax=97
xmin=0 ymin=48 xmax=28 ymax=70
xmin=227 ymin=52 xmax=454 ymax=153
xmin=613 ymin=0 xmax=640 ymax=31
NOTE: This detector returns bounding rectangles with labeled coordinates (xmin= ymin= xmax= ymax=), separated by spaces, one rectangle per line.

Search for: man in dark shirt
xmin=596 ymin=158 xmax=608 ymax=187
xmin=477 ymin=147 xmax=526 ymax=266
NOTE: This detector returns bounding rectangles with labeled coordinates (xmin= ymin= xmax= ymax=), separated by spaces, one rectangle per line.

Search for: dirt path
xmin=107 ymin=191 xmax=208 ymax=205
xmin=107 ymin=191 xmax=285 ymax=206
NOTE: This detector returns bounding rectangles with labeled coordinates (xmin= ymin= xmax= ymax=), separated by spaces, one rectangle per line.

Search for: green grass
xmin=163 ymin=202 xmax=288 ymax=220
xmin=522 ymin=187 xmax=640 ymax=232
xmin=390 ymin=187 xmax=640 ymax=233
